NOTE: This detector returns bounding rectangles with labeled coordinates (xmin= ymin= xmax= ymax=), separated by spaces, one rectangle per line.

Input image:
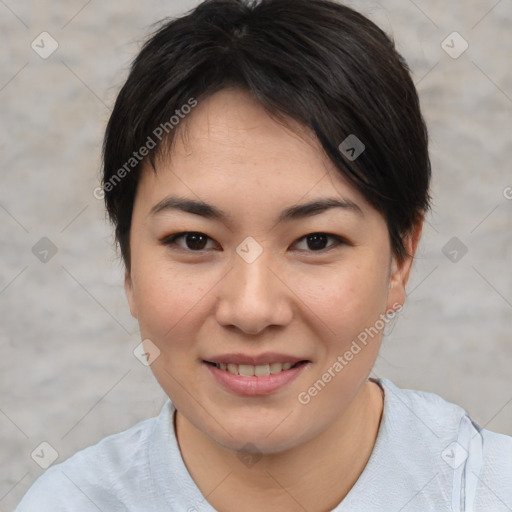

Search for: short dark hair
xmin=102 ymin=0 xmax=431 ymax=269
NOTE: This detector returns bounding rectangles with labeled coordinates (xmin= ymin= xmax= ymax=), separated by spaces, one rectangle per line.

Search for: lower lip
xmin=203 ymin=362 xmax=309 ymax=396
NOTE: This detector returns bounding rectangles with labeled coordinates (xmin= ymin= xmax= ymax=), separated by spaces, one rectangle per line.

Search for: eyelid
xmin=294 ymin=233 xmax=347 ymax=252
xmin=161 ymin=231 xmax=349 ymax=253
xmin=160 ymin=232 xmax=219 ymax=251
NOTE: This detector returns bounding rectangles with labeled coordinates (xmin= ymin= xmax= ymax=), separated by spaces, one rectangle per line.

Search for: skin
xmin=125 ymin=87 xmax=423 ymax=512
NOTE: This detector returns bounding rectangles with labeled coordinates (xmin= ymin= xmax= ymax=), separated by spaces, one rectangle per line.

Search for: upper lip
xmin=203 ymin=352 xmax=308 ymax=366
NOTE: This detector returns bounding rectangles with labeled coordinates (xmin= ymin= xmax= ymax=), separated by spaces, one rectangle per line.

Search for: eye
xmin=161 ymin=232 xmax=217 ymax=251
xmin=293 ymin=233 xmax=346 ymax=252
xmin=161 ymin=231 xmax=347 ymax=253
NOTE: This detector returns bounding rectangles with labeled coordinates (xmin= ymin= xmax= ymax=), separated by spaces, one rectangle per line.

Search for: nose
xmin=214 ymin=248 xmax=293 ymax=335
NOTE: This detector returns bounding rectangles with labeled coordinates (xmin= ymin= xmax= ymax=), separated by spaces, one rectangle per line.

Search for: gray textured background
xmin=1 ymin=0 xmax=511 ymax=509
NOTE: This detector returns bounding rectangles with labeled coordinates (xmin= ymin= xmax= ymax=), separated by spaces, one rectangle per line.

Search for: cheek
xmin=296 ymin=259 xmax=389 ymax=340
xmin=130 ymin=258 xmax=210 ymax=343
xmin=130 ymin=261 xmax=213 ymax=402
xmin=293 ymin=263 xmax=388 ymax=415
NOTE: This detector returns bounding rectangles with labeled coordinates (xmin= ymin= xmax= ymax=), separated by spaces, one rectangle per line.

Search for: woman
xmin=15 ymin=0 xmax=512 ymax=510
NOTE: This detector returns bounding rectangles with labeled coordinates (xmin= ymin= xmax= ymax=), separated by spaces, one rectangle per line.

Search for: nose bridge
xmin=236 ymin=248 xmax=275 ymax=300
xmin=215 ymin=245 xmax=292 ymax=334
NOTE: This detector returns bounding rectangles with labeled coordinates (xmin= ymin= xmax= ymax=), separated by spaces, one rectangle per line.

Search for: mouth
xmin=204 ymin=360 xmax=309 ymax=377
xmin=202 ymin=357 xmax=311 ymax=396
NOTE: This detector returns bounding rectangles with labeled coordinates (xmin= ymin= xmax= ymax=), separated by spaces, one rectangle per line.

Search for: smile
xmin=203 ymin=359 xmax=310 ymax=396
xmin=207 ymin=361 xmax=307 ymax=377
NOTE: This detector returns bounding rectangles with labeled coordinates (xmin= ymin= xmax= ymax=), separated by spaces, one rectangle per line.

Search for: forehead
xmin=175 ymin=88 xmax=320 ymax=162
xmin=138 ymin=88 xmax=370 ymax=215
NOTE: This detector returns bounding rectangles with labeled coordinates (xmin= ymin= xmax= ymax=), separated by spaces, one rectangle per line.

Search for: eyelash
xmin=161 ymin=231 xmax=348 ymax=254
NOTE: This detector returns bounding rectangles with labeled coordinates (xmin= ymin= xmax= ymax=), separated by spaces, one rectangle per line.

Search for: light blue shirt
xmin=14 ymin=378 xmax=512 ymax=511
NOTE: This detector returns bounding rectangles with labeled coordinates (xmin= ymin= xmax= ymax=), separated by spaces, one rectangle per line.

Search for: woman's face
xmin=126 ymin=88 xmax=416 ymax=454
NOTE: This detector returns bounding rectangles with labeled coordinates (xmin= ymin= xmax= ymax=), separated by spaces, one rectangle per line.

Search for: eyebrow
xmin=149 ymin=196 xmax=364 ymax=223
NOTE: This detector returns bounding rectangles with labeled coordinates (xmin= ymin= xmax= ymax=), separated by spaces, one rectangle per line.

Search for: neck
xmin=175 ymin=379 xmax=384 ymax=512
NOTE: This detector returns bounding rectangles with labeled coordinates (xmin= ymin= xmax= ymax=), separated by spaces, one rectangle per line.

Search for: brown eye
xmin=162 ymin=232 xmax=215 ymax=251
xmin=294 ymin=233 xmax=345 ymax=252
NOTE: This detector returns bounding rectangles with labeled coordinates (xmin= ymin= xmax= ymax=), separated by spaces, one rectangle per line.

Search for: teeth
xmin=269 ymin=362 xmax=283 ymax=374
xmin=238 ymin=364 xmax=254 ymax=377
xmin=215 ymin=362 xmax=299 ymax=376
xmin=255 ymin=364 xmax=270 ymax=377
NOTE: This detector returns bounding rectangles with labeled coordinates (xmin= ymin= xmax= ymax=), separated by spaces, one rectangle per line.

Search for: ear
xmin=125 ymin=268 xmax=138 ymax=319
xmin=386 ymin=214 xmax=424 ymax=311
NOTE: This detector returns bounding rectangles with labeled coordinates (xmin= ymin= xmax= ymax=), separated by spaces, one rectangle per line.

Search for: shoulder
xmin=381 ymin=378 xmax=466 ymax=427
xmin=378 ymin=378 xmax=512 ymax=510
xmin=381 ymin=378 xmax=512 ymax=449
xmin=14 ymin=403 xmax=172 ymax=512
xmin=474 ymin=420 xmax=512 ymax=509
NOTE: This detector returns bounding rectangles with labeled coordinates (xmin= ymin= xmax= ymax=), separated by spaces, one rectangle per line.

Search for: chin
xmin=199 ymin=410 xmax=309 ymax=455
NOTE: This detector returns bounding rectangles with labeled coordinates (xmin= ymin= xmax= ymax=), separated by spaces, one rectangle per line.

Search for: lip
xmin=203 ymin=359 xmax=310 ymax=396
xmin=203 ymin=352 xmax=306 ymax=366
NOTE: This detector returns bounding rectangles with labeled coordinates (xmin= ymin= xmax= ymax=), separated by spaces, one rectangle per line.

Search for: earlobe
xmin=124 ymin=269 xmax=138 ymax=319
